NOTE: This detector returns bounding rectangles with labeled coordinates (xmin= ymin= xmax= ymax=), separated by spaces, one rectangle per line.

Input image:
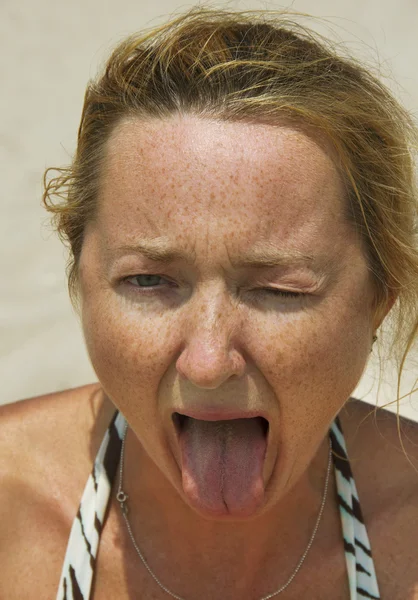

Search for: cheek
xmin=81 ymin=293 xmax=173 ymax=409
xmin=250 ymin=293 xmax=372 ymax=425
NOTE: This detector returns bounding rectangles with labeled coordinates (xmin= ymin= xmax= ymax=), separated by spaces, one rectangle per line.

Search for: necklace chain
xmin=116 ymin=422 xmax=333 ymax=600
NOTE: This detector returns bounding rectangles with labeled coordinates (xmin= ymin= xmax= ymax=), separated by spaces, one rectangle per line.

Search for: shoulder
xmin=0 ymin=383 xmax=106 ymax=492
xmin=340 ymin=398 xmax=418 ymax=497
xmin=0 ymin=383 xmax=114 ymax=597
xmin=339 ymin=399 xmax=418 ymax=599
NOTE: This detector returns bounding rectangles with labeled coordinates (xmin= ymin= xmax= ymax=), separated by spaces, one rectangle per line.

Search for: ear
xmin=372 ymin=291 xmax=398 ymax=332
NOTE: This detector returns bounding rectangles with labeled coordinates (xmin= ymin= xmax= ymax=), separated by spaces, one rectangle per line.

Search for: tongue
xmin=179 ymin=417 xmax=267 ymax=517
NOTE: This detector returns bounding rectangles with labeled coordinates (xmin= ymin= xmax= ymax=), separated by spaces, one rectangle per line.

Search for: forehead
xmin=97 ymin=115 xmax=350 ymax=256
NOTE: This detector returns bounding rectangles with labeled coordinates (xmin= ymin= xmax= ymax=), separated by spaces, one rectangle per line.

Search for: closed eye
xmin=259 ymin=288 xmax=304 ymax=299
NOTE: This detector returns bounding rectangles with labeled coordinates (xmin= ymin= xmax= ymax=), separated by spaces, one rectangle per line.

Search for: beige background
xmin=1 ymin=0 xmax=417 ymax=420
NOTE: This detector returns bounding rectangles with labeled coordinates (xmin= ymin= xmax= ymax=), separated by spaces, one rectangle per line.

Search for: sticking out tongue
xmin=178 ymin=417 xmax=268 ymax=517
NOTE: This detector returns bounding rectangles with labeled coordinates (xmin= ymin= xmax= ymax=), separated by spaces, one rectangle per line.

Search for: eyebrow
xmin=108 ymin=239 xmax=327 ymax=270
xmin=108 ymin=240 xmax=193 ymax=264
xmin=231 ymin=246 xmax=315 ymax=269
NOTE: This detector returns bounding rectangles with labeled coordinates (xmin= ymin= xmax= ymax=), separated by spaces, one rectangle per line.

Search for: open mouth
xmin=172 ymin=412 xmax=269 ymax=436
xmin=172 ymin=412 xmax=270 ymax=516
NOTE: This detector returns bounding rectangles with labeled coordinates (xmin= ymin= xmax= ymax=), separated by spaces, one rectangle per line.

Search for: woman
xmin=1 ymin=7 xmax=417 ymax=599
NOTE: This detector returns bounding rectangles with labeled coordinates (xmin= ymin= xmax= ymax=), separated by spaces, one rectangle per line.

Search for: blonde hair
xmin=43 ymin=6 xmax=418 ymax=452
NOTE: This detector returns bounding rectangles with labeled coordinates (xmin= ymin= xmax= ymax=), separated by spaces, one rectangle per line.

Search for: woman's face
xmin=80 ymin=115 xmax=379 ymax=517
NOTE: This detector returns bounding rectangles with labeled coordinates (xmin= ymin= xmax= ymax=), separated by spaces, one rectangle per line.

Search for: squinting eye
xmin=125 ymin=274 xmax=169 ymax=289
xmin=122 ymin=276 xmax=305 ymax=301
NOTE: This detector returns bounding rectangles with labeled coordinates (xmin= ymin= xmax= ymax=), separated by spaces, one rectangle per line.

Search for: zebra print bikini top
xmin=56 ymin=410 xmax=381 ymax=600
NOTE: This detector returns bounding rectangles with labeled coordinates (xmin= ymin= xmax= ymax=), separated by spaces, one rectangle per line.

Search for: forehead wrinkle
xmin=104 ymin=236 xmax=339 ymax=280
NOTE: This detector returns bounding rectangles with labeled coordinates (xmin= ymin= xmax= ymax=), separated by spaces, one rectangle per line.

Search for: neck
xmin=115 ymin=424 xmax=338 ymax=600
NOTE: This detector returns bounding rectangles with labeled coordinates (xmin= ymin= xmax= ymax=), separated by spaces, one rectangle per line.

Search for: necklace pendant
xmin=117 ymin=490 xmax=129 ymax=515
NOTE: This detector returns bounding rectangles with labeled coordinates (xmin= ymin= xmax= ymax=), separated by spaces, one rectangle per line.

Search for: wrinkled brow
xmin=106 ymin=239 xmax=336 ymax=276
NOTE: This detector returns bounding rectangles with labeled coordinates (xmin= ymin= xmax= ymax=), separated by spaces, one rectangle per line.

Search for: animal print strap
xmin=56 ymin=410 xmax=126 ymax=599
xmin=330 ymin=416 xmax=381 ymax=599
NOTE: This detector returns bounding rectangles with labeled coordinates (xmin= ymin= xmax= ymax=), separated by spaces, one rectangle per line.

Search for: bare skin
xmin=0 ymin=386 xmax=417 ymax=599
xmin=1 ymin=116 xmax=417 ymax=598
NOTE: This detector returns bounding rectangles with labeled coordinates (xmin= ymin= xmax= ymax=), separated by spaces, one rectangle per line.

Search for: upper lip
xmin=171 ymin=409 xmax=270 ymax=438
xmin=173 ymin=408 xmax=269 ymax=421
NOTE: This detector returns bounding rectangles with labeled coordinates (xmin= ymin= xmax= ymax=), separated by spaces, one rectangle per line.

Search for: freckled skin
xmin=79 ymin=115 xmax=391 ymax=594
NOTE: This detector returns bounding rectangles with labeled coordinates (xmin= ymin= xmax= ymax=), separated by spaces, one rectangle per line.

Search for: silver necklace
xmin=116 ymin=422 xmax=332 ymax=599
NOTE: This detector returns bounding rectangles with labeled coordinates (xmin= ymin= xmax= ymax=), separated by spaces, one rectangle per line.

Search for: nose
xmin=175 ymin=287 xmax=246 ymax=389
